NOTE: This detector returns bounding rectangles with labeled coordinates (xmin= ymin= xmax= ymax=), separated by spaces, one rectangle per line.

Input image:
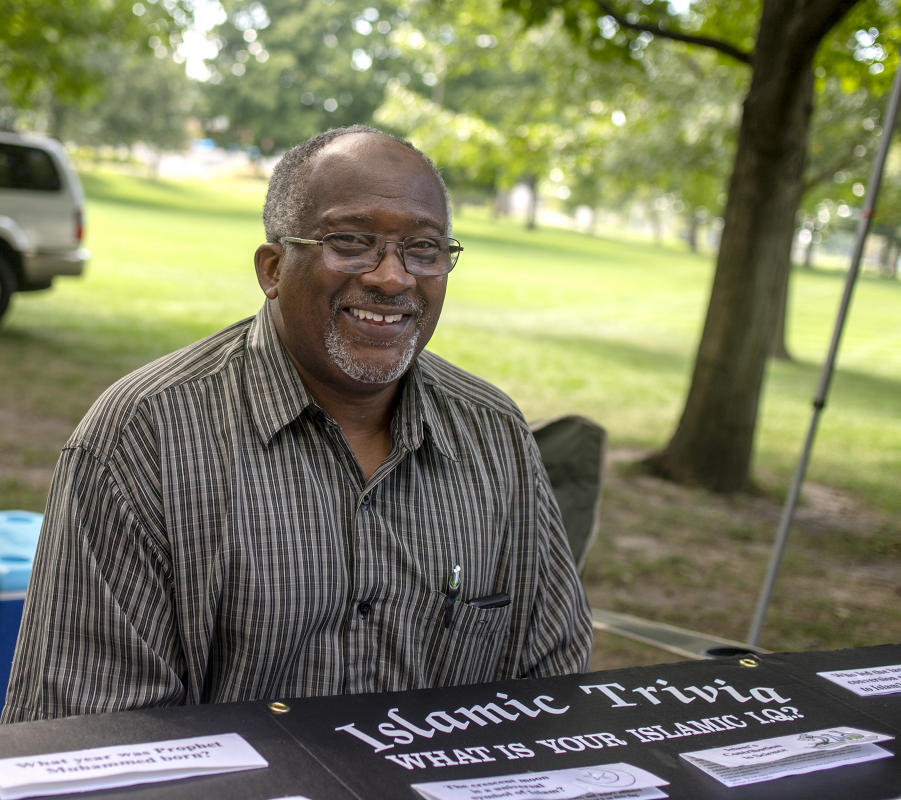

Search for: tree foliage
xmin=202 ymin=0 xmax=647 ymax=218
xmin=501 ymin=0 xmax=899 ymax=492
xmin=0 ymin=0 xmax=191 ymax=108
xmin=199 ymin=0 xmax=405 ymax=153
xmin=374 ymin=0 xmax=646 ymax=221
xmin=7 ymin=0 xmax=899 ymax=495
xmin=52 ymin=44 xmax=196 ymax=155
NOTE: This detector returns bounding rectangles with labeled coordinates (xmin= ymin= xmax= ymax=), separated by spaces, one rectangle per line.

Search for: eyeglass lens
xmin=322 ymin=232 xmax=460 ymax=275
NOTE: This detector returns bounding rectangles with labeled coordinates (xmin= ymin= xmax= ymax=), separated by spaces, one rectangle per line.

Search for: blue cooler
xmin=1 ymin=510 xmax=43 ymax=707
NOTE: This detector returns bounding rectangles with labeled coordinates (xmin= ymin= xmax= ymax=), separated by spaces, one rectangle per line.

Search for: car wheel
xmin=0 ymin=256 xmax=17 ymax=321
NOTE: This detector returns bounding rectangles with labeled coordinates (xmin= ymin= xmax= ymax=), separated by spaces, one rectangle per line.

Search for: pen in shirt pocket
xmin=468 ymin=592 xmax=511 ymax=609
xmin=443 ymin=564 xmax=462 ymax=628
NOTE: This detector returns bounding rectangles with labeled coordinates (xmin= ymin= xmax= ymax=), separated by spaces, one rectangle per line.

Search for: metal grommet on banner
xmin=739 ymin=657 xmax=760 ymax=668
xmin=268 ymin=701 xmax=291 ymax=714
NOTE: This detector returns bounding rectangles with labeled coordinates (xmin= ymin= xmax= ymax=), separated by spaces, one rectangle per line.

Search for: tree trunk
xmin=803 ymin=232 xmax=816 ymax=269
xmin=49 ymin=98 xmax=69 ymax=141
xmin=649 ymin=204 xmax=664 ymax=245
xmin=493 ymin=189 xmax=511 ymax=218
xmin=524 ymin=174 xmax=539 ymax=230
xmin=769 ymin=262 xmax=793 ymax=361
xmin=644 ymin=0 xmax=855 ymax=492
xmin=686 ymin=210 xmax=700 ymax=253
xmin=879 ymin=231 xmax=899 ymax=277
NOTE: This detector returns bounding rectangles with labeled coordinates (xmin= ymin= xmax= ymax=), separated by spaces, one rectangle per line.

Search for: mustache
xmin=331 ymin=291 xmax=424 ymax=316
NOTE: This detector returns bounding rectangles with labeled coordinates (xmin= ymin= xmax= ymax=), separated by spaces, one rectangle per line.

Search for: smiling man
xmin=255 ymin=130 xmax=452 ymax=478
xmin=2 ymin=126 xmax=593 ymax=724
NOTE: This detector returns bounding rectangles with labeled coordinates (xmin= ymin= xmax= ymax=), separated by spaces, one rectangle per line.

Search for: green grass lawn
xmin=444 ymin=218 xmax=901 ymax=512
xmin=1 ymin=167 xmax=898 ymax=659
xmin=3 ymin=167 xmax=900 ymax=511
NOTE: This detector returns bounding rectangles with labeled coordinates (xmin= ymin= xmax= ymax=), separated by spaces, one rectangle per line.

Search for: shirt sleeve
xmin=0 ymin=444 xmax=186 ymax=723
xmin=516 ymin=438 xmax=594 ymax=679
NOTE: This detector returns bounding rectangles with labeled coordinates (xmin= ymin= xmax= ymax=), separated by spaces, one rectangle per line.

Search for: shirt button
xmin=357 ymin=601 xmax=372 ymax=616
xmin=361 ymin=494 xmax=371 ymax=510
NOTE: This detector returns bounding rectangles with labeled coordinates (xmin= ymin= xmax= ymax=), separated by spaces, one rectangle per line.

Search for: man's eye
xmin=406 ymin=237 xmax=440 ymax=252
xmin=332 ymin=233 xmax=373 ymax=247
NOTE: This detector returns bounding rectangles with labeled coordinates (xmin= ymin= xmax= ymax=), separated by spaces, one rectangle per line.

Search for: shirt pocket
xmin=419 ymin=590 xmax=512 ymax=687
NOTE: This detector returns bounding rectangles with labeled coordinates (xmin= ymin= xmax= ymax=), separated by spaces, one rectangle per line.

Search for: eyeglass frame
xmin=278 ymin=232 xmax=463 ymax=276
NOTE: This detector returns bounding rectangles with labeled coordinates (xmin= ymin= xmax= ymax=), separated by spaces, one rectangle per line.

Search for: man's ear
xmin=254 ymin=243 xmax=283 ymax=299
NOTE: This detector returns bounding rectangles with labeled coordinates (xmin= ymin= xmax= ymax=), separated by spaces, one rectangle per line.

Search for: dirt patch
xmin=586 ymin=448 xmax=900 ymax=671
xmin=793 ymin=480 xmax=886 ymax=535
xmin=0 ymin=407 xmax=70 ymax=506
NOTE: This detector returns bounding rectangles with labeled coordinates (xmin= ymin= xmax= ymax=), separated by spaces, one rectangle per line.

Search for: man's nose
xmin=360 ymin=241 xmax=417 ymax=293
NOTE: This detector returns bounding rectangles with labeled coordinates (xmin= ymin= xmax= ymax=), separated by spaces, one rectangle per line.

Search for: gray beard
xmin=324 ymin=292 xmax=425 ymax=384
xmin=324 ymin=323 xmax=422 ymax=384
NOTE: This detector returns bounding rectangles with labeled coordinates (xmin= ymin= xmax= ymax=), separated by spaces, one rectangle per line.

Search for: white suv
xmin=0 ymin=132 xmax=89 ymax=321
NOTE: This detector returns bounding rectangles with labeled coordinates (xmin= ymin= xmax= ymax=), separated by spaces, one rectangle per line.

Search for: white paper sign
xmin=680 ymin=726 xmax=894 ymax=788
xmin=0 ymin=732 xmax=268 ymax=800
xmin=817 ymin=663 xmax=901 ymax=696
xmin=411 ymin=762 xmax=669 ymax=800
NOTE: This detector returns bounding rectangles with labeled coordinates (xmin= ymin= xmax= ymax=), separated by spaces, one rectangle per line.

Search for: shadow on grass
xmin=795 ymin=263 xmax=901 ymax=291
xmin=440 ymin=319 xmax=901 ymax=425
xmin=550 ymin=324 xmax=901 ymax=416
xmin=0 ymin=313 xmax=215 ymax=424
xmin=521 ymin=326 xmax=689 ymax=374
xmin=81 ymin=172 xmax=262 ymax=222
xmin=7 ymin=300 xmax=900 ymax=406
xmin=456 ymin=224 xmax=707 ymax=267
xmin=438 ymin=318 xmax=690 ymax=379
xmin=767 ymin=352 xmax=901 ymax=416
xmin=5 ymin=305 xmax=900 ymax=441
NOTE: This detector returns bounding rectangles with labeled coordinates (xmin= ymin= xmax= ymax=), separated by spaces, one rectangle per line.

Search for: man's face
xmin=259 ymin=134 xmax=449 ymax=397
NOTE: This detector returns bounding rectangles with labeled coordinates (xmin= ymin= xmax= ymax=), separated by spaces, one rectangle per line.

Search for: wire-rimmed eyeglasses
xmin=279 ymin=232 xmax=463 ymax=276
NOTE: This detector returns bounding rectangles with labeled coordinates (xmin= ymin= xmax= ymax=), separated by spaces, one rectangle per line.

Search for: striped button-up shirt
xmin=2 ymin=305 xmax=592 ymax=723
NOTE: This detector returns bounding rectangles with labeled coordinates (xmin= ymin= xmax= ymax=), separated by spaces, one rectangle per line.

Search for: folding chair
xmin=531 ymin=414 xmax=606 ymax=573
xmin=531 ymin=418 xmax=761 ymax=660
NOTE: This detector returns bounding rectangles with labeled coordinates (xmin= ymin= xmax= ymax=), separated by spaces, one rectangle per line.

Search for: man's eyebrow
xmin=320 ymin=212 xmax=444 ymax=230
xmin=321 ymin=213 xmax=375 ymax=226
xmin=410 ymin=216 xmax=445 ymax=230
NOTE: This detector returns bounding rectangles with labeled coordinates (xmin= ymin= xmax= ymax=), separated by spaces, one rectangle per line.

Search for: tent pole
xmin=747 ymin=53 xmax=901 ymax=648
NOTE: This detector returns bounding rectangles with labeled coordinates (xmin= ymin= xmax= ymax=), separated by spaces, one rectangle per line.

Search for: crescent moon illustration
xmin=577 ymin=767 xmax=637 ymax=788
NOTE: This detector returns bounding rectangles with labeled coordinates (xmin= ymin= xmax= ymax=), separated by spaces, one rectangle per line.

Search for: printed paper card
xmin=411 ymin=762 xmax=669 ymax=800
xmin=0 ymin=732 xmax=268 ymax=800
xmin=817 ymin=664 xmax=901 ymax=697
xmin=680 ymin=726 xmax=894 ymax=788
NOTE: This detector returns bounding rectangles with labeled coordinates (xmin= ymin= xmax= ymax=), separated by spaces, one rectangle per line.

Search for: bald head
xmin=262 ymin=125 xmax=450 ymax=243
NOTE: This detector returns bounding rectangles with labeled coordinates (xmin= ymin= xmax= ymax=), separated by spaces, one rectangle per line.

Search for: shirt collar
xmin=245 ymin=304 xmax=458 ymax=462
xmin=244 ymin=304 xmax=316 ymax=445
xmin=396 ymin=358 xmax=459 ymax=462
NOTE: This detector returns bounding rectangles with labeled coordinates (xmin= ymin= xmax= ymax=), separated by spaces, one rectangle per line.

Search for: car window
xmin=0 ymin=144 xmax=63 ymax=191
